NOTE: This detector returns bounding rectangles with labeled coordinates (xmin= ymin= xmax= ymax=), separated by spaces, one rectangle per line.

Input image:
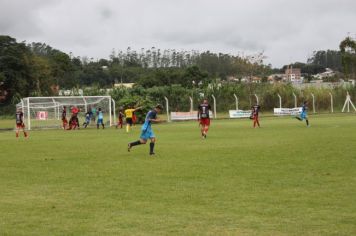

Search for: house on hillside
xmin=226 ymin=76 xmax=239 ymax=82
xmin=240 ymin=76 xmax=262 ymax=83
xmin=251 ymin=76 xmax=262 ymax=83
xmin=313 ymin=68 xmax=336 ymax=80
xmin=285 ymin=68 xmax=302 ymax=83
xmin=59 ymin=89 xmax=83 ymax=96
xmin=267 ymin=74 xmax=284 ymax=83
xmin=114 ymin=83 xmax=135 ymax=88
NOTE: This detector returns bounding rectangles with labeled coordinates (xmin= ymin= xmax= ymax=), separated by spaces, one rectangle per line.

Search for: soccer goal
xmin=16 ymin=96 xmax=116 ymax=130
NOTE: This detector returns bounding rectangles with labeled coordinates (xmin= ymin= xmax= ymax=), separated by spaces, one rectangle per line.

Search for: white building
xmin=313 ymin=68 xmax=336 ymax=80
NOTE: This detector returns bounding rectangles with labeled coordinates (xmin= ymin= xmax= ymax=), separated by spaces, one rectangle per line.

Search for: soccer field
xmin=0 ymin=115 xmax=355 ymax=235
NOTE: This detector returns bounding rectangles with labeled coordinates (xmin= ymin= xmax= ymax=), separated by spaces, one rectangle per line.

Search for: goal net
xmin=16 ymin=96 xmax=116 ymax=130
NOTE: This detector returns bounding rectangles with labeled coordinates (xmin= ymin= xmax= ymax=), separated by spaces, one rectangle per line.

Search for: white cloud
xmin=0 ymin=0 xmax=355 ymax=67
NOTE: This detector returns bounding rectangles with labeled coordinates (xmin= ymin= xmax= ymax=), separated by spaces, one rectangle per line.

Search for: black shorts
xmin=126 ymin=118 xmax=133 ymax=126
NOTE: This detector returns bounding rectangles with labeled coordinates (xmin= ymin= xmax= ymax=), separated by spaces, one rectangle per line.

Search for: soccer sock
xmin=295 ymin=117 xmax=302 ymax=121
xmin=126 ymin=125 xmax=129 ymax=132
xmin=204 ymin=127 xmax=209 ymax=134
xmin=16 ymin=132 xmax=19 ymax=138
xmin=102 ymin=124 xmax=105 ymax=129
xmin=306 ymin=119 xmax=309 ymax=126
xmin=130 ymin=140 xmax=142 ymax=147
xmin=150 ymin=142 xmax=155 ymax=153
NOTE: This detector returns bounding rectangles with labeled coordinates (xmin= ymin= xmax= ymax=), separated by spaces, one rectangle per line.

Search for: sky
xmin=0 ymin=0 xmax=355 ymax=67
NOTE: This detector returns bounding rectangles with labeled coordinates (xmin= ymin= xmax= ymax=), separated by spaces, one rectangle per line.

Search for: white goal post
xmin=16 ymin=96 xmax=116 ymax=130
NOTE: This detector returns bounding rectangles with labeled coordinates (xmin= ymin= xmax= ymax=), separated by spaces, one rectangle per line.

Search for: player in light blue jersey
xmin=127 ymin=104 xmax=163 ymax=155
xmin=83 ymin=111 xmax=91 ymax=128
xmin=96 ymin=108 xmax=105 ymax=129
xmin=295 ymin=101 xmax=309 ymax=127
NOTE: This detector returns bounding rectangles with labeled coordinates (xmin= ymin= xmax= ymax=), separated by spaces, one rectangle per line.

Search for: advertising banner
xmin=229 ymin=110 xmax=251 ymax=118
xmin=274 ymin=107 xmax=302 ymax=116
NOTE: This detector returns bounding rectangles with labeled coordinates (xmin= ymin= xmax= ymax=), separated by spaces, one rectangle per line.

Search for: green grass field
xmin=0 ymin=115 xmax=356 ymax=235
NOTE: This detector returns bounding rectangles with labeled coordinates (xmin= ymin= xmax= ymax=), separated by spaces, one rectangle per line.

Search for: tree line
xmin=1 ymin=34 xmax=355 ymax=115
xmin=0 ymin=35 xmax=271 ymax=106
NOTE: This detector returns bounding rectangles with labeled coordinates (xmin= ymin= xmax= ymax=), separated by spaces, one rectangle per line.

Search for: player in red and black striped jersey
xmin=62 ymin=106 xmax=68 ymax=129
xmin=197 ymin=99 xmax=211 ymax=138
xmin=15 ymin=109 xmax=28 ymax=138
xmin=116 ymin=108 xmax=124 ymax=129
xmin=67 ymin=106 xmax=80 ymax=130
xmin=251 ymin=104 xmax=261 ymax=128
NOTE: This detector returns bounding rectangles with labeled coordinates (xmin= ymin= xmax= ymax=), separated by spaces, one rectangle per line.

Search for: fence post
xmin=254 ymin=94 xmax=259 ymax=105
xmin=20 ymin=99 xmax=25 ymax=124
xmin=27 ymin=97 xmax=31 ymax=130
xmin=311 ymin=93 xmax=316 ymax=113
xmin=342 ymin=91 xmax=356 ymax=112
xmin=211 ymin=95 xmax=217 ymax=118
xmin=108 ymin=97 xmax=112 ymax=126
xmin=189 ymin=96 xmax=193 ymax=112
xmin=293 ymin=93 xmax=297 ymax=108
xmin=112 ymin=98 xmax=116 ymax=126
xmin=277 ymin=93 xmax=282 ymax=109
xmin=329 ymin=92 xmax=333 ymax=113
xmin=233 ymin=93 xmax=239 ymax=110
xmin=164 ymin=96 xmax=170 ymax=122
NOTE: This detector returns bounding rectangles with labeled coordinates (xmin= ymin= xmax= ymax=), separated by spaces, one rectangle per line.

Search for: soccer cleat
xmin=127 ymin=143 xmax=131 ymax=152
xmin=149 ymin=152 xmax=155 ymax=155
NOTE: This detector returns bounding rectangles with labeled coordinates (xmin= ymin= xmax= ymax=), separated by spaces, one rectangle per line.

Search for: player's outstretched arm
xmin=150 ymin=118 xmax=164 ymax=123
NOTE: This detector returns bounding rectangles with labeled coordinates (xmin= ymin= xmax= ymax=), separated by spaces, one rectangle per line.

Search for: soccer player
xmin=83 ymin=111 xmax=91 ymax=128
xmin=67 ymin=113 xmax=79 ymax=130
xmin=127 ymin=104 xmax=163 ymax=155
xmin=197 ymin=99 xmax=211 ymax=138
xmin=295 ymin=101 xmax=310 ymax=127
xmin=91 ymin=107 xmax=97 ymax=122
xmin=132 ymin=112 xmax=137 ymax=126
xmin=124 ymin=106 xmax=142 ymax=133
xmin=116 ymin=108 xmax=124 ymax=129
xmin=61 ymin=106 xmax=68 ymax=129
xmin=72 ymin=106 xmax=80 ymax=129
xmin=67 ymin=106 xmax=80 ymax=130
xmin=97 ymin=108 xmax=104 ymax=129
xmin=88 ymin=107 xmax=94 ymax=121
xmin=71 ymin=106 xmax=79 ymax=116
xmin=251 ymin=104 xmax=261 ymax=128
xmin=15 ymin=108 xmax=28 ymax=138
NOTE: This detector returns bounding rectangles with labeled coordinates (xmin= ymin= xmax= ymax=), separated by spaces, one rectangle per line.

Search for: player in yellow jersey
xmin=124 ymin=106 xmax=142 ymax=132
